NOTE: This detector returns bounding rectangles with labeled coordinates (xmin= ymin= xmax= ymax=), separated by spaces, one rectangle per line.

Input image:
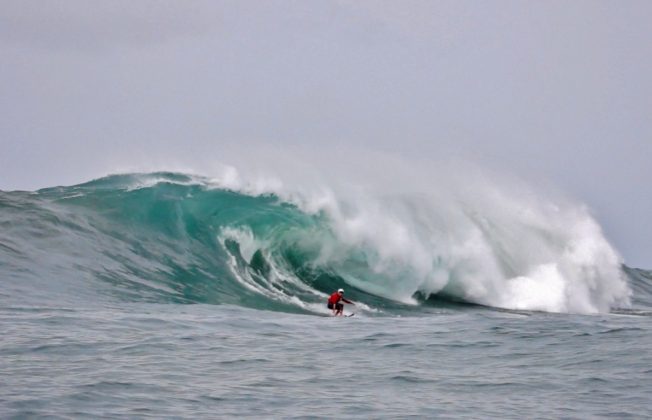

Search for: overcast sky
xmin=1 ymin=1 xmax=651 ymax=267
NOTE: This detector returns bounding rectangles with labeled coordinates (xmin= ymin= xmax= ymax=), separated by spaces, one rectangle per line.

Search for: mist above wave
xmin=1 ymin=152 xmax=634 ymax=314
xmin=163 ymin=156 xmax=632 ymax=314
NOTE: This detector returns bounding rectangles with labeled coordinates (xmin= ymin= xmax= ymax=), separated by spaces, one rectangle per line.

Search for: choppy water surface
xmin=2 ymin=303 xmax=651 ymax=418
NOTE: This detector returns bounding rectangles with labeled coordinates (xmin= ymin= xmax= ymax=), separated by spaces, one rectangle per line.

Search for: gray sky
xmin=1 ymin=1 xmax=651 ymax=267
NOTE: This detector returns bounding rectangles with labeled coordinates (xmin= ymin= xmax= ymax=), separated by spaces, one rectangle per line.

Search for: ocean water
xmin=2 ymin=172 xmax=651 ymax=418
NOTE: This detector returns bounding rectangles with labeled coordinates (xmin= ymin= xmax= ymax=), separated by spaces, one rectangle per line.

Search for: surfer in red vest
xmin=327 ymin=288 xmax=354 ymax=316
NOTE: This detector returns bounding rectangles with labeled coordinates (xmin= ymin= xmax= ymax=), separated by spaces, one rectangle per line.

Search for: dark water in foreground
xmin=2 ymin=302 xmax=652 ymax=419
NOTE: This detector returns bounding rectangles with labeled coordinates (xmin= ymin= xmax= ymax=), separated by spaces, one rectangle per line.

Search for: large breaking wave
xmin=0 ymin=170 xmax=640 ymax=315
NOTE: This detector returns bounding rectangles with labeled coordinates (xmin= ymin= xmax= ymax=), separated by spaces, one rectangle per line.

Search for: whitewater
xmin=2 ymin=170 xmax=651 ymax=418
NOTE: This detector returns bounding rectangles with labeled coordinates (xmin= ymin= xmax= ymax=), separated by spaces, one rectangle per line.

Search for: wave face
xmin=0 ymin=172 xmax=640 ymax=315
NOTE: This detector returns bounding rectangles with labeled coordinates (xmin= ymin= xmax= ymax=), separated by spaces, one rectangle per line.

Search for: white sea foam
xmin=207 ymin=157 xmax=631 ymax=314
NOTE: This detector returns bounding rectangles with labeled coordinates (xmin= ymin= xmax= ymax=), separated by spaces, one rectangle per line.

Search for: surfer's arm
xmin=342 ymin=298 xmax=354 ymax=304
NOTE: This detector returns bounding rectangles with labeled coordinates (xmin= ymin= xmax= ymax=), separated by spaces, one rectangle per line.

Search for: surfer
xmin=327 ymin=288 xmax=354 ymax=316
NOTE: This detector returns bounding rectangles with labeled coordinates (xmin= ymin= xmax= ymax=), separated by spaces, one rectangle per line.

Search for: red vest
xmin=328 ymin=292 xmax=342 ymax=304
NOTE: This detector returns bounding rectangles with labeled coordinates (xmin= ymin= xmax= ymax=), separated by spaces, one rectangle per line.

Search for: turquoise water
xmin=2 ymin=173 xmax=651 ymax=418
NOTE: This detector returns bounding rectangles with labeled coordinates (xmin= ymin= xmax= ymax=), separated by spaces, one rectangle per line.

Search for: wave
xmin=0 ymin=171 xmax=641 ymax=315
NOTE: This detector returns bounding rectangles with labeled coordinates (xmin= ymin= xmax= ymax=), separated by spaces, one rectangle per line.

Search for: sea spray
xmin=0 ymin=169 xmax=633 ymax=314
